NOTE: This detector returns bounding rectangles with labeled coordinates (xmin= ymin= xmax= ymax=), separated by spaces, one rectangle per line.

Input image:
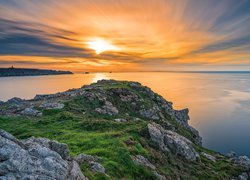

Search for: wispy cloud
xmin=0 ymin=0 xmax=249 ymax=71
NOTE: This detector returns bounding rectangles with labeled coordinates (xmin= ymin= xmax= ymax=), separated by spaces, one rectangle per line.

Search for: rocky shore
xmin=0 ymin=80 xmax=249 ymax=179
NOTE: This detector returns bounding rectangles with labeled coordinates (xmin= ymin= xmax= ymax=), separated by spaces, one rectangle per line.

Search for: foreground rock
xmin=0 ymin=130 xmax=86 ymax=179
xmin=148 ymin=122 xmax=200 ymax=161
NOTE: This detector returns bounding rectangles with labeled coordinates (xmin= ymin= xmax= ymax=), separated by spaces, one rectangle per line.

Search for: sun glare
xmin=86 ymin=38 xmax=120 ymax=54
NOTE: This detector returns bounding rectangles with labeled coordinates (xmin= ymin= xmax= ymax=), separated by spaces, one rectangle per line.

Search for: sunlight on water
xmin=0 ymin=72 xmax=250 ymax=156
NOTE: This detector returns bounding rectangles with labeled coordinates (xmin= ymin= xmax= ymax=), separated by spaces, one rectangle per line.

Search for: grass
xmin=0 ymin=81 xmax=246 ymax=179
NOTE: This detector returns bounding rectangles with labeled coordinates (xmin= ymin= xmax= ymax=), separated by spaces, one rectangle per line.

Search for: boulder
xmin=74 ymin=153 xmax=105 ymax=174
xmin=139 ymin=105 xmax=163 ymax=120
xmin=234 ymin=156 xmax=250 ymax=168
xmin=89 ymin=161 xmax=105 ymax=173
xmin=148 ymin=122 xmax=200 ymax=161
xmin=132 ymin=155 xmax=166 ymax=180
xmin=7 ymin=97 xmax=25 ymax=104
xmin=0 ymin=130 xmax=86 ymax=179
xmin=74 ymin=153 xmax=100 ymax=164
xmin=114 ymin=118 xmax=127 ymax=122
xmin=132 ymin=155 xmax=156 ymax=170
xmin=95 ymin=101 xmax=118 ymax=115
xmin=20 ymin=107 xmax=42 ymax=116
xmin=39 ymin=102 xmax=65 ymax=110
xmin=201 ymin=152 xmax=216 ymax=162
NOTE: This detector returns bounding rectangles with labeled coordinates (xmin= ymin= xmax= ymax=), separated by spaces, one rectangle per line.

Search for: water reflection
xmin=0 ymin=72 xmax=250 ymax=156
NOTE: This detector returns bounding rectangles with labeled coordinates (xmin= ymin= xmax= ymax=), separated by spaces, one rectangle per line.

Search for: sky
xmin=0 ymin=0 xmax=250 ymax=72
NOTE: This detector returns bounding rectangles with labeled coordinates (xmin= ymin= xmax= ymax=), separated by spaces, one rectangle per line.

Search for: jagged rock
xmin=233 ymin=156 xmax=250 ymax=168
xmin=34 ymin=94 xmax=61 ymax=101
xmin=227 ymin=151 xmax=237 ymax=158
xmin=95 ymin=101 xmax=118 ymax=115
xmin=20 ymin=107 xmax=42 ymax=116
xmin=89 ymin=161 xmax=105 ymax=173
xmin=201 ymin=152 xmax=216 ymax=162
xmin=114 ymin=118 xmax=127 ymax=122
xmin=139 ymin=105 xmax=163 ymax=120
xmin=0 ymin=130 xmax=86 ymax=179
xmin=7 ymin=97 xmax=25 ymax=104
xmin=238 ymin=172 xmax=249 ymax=180
xmin=132 ymin=155 xmax=156 ymax=170
xmin=148 ymin=122 xmax=200 ymax=161
xmin=132 ymin=155 xmax=166 ymax=180
xmin=154 ymin=171 xmax=166 ymax=180
xmin=0 ymin=101 xmax=4 ymax=105
xmin=74 ymin=153 xmax=105 ymax=174
xmin=74 ymin=153 xmax=100 ymax=164
xmin=39 ymin=102 xmax=65 ymax=110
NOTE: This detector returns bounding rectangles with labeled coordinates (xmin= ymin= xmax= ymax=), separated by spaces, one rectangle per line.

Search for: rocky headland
xmin=0 ymin=80 xmax=249 ymax=179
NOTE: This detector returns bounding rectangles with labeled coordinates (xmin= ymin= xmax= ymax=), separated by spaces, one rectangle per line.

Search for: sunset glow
xmin=0 ymin=0 xmax=250 ymax=72
xmin=86 ymin=38 xmax=120 ymax=54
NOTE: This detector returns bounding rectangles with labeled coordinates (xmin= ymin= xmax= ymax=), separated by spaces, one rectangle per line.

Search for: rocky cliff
xmin=0 ymin=80 xmax=249 ymax=179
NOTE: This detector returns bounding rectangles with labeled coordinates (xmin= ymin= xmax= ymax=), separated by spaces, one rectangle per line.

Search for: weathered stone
xmin=132 ymin=155 xmax=166 ymax=180
xmin=74 ymin=153 xmax=100 ymax=164
xmin=139 ymin=105 xmax=163 ymax=120
xmin=132 ymin=155 xmax=156 ymax=170
xmin=227 ymin=151 xmax=237 ymax=158
xmin=89 ymin=161 xmax=105 ymax=173
xmin=238 ymin=172 xmax=249 ymax=180
xmin=0 ymin=130 xmax=86 ymax=179
xmin=234 ymin=156 xmax=250 ymax=168
xmin=7 ymin=97 xmax=25 ymax=104
xmin=114 ymin=118 xmax=127 ymax=122
xmin=148 ymin=122 xmax=200 ymax=161
xmin=20 ymin=107 xmax=42 ymax=116
xmin=39 ymin=102 xmax=65 ymax=110
xmin=201 ymin=152 xmax=216 ymax=162
xmin=95 ymin=101 xmax=118 ymax=115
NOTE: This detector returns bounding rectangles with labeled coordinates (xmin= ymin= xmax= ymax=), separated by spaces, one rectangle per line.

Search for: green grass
xmin=0 ymin=81 xmax=246 ymax=179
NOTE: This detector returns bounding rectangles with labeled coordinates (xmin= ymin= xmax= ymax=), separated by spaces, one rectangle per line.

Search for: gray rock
xmin=89 ymin=161 xmax=105 ymax=173
xmin=139 ymin=105 xmax=163 ymax=120
xmin=227 ymin=151 xmax=236 ymax=158
xmin=148 ymin=122 xmax=200 ymax=161
xmin=201 ymin=152 xmax=216 ymax=162
xmin=20 ymin=107 xmax=42 ymax=116
xmin=95 ymin=101 xmax=118 ymax=115
xmin=74 ymin=153 xmax=100 ymax=164
xmin=7 ymin=97 xmax=25 ymax=104
xmin=39 ymin=102 xmax=65 ymax=110
xmin=132 ymin=155 xmax=166 ymax=180
xmin=114 ymin=118 xmax=127 ymax=122
xmin=238 ymin=172 xmax=249 ymax=180
xmin=132 ymin=155 xmax=156 ymax=170
xmin=0 ymin=130 xmax=86 ymax=179
xmin=235 ymin=156 xmax=250 ymax=167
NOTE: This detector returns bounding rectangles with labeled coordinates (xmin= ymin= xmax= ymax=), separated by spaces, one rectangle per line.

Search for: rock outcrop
xmin=0 ymin=130 xmax=86 ymax=179
xmin=148 ymin=122 xmax=200 ymax=161
xmin=74 ymin=153 xmax=105 ymax=174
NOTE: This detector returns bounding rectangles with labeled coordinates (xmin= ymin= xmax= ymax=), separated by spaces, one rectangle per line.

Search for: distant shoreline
xmin=0 ymin=68 xmax=73 ymax=77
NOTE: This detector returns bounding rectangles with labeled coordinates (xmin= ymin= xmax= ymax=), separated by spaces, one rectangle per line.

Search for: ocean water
xmin=0 ymin=72 xmax=250 ymax=156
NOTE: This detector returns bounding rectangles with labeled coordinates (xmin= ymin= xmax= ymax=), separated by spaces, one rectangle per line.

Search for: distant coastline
xmin=0 ymin=67 xmax=73 ymax=77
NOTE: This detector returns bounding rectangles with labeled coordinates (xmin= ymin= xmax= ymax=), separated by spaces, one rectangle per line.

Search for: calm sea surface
xmin=0 ymin=72 xmax=250 ymax=156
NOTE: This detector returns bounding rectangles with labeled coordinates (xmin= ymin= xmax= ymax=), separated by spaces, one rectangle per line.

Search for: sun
xmin=86 ymin=38 xmax=120 ymax=54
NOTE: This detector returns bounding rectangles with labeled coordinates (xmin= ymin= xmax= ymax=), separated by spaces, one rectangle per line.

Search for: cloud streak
xmin=0 ymin=0 xmax=250 ymax=71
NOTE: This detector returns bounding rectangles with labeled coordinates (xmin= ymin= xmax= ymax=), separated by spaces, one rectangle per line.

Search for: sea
xmin=1 ymin=72 xmax=250 ymax=156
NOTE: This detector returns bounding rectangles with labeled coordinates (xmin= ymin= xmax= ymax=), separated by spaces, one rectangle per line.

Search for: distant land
xmin=0 ymin=67 xmax=73 ymax=77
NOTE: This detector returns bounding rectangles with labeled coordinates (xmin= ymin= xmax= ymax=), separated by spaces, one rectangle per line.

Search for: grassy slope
xmin=0 ymin=82 xmax=244 ymax=179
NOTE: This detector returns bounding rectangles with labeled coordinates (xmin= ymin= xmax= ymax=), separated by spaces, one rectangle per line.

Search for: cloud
xmin=0 ymin=0 xmax=250 ymax=71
